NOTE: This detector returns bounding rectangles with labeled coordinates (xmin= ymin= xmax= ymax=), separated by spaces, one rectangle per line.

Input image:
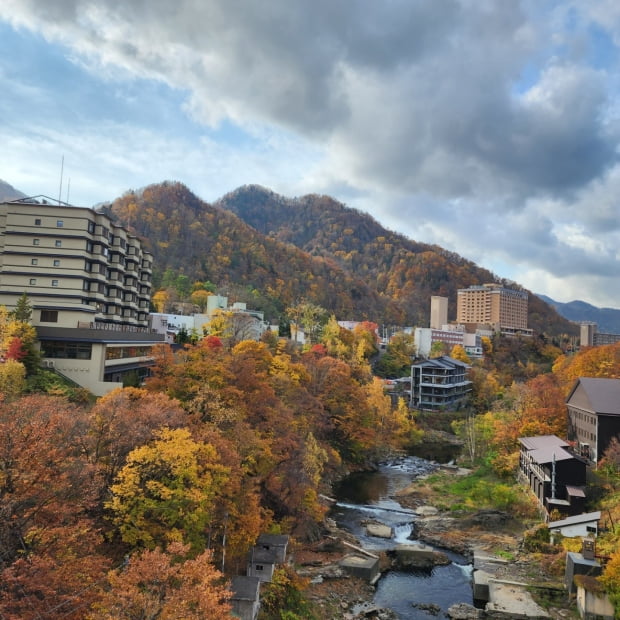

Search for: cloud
xmin=1 ymin=0 xmax=620 ymax=307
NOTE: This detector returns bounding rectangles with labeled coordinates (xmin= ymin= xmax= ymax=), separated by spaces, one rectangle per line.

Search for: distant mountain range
xmin=538 ymin=295 xmax=620 ymax=334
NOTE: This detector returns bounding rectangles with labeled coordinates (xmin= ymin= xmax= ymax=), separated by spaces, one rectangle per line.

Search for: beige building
xmin=430 ymin=295 xmax=448 ymax=329
xmin=456 ymin=283 xmax=531 ymax=335
xmin=0 ymin=196 xmax=164 ymax=395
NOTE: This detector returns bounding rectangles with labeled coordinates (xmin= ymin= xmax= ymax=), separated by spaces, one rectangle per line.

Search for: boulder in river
xmin=392 ymin=543 xmax=451 ymax=569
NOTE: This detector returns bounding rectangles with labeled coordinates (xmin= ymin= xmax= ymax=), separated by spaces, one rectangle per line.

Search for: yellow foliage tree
xmin=0 ymin=360 xmax=26 ymax=397
xmin=106 ymin=428 xmax=230 ymax=553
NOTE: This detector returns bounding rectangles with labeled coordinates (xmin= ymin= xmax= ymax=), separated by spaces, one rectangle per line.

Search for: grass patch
xmin=420 ymin=465 xmax=537 ymax=516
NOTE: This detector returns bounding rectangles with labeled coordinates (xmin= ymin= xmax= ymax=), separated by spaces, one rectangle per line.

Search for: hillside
xmin=0 ymin=179 xmax=26 ymax=201
xmin=216 ymin=185 xmax=576 ymax=336
xmin=539 ymin=295 xmax=620 ymax=334
xmin=108 ymin=182 xmax=399 ymax=322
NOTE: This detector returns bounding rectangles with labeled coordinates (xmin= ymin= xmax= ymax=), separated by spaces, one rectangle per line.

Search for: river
xmin=330 ymin=456 xmax=474 ymax=619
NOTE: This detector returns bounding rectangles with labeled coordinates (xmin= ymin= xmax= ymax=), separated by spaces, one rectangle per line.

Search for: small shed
xmin=256 ymin=534 xmax=289 ymax=563
xmin=230 ymin=576 xmax=261 ymax=620
xmin=247 ymin=546 xmax=278 ymax=583
xmin=548 ymin=511 xmax=601 ymax=539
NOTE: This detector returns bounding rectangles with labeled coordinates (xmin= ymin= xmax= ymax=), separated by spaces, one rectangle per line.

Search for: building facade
xmin=518 ymin=435 xmax=586 ymax=517
xmin=580 ymin=322 xmax=620 ymax=347
xmin=456 ymin=283 xmax=531 ymax=335
xmin=566 ymin=377 xmax=620 ymax=465
xmin=409 ymin=356 xmax=471 ymax=410
xmin=0 ymin=197 xmax=164 ymax=395
xmin=430 ymin=296 xmax=448 ymax=329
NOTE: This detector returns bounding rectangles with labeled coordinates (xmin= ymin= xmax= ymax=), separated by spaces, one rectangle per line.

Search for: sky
xmin=1 ymin=1 xmax=620 ymax=309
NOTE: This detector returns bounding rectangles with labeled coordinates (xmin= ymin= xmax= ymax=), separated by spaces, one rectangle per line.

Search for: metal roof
xmin=567 ymin=377 xmax=620 ymax=416
xmin=518 ymin=435 xmax=569 ymax=451
xmin=549 ymin=511 xmax=601 ymax=529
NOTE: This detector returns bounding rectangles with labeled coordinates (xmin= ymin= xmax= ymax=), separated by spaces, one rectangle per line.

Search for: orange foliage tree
xmin=89 ymin=542 xmax=233 ymax=619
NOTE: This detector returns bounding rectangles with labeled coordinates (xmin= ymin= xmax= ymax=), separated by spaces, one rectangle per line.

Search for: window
xmin=51 ymin=280 xmax=59 ymax=287
xmin=40 ymin=310 xmax=58 ymax=323
xmin=83 ymin=280 xmax=89 ymax=291
xmin=56 ymin=220 xmax=64 ymax=227
xmin=33 ymin=239 xmax=40 ymax=246
xmin=55 ymin=240 xmax=62 ymax=247
xmin=87 ymin=221 xmax=95 ymax=234
xmin=53 ymin=259 xmax=60 ymax=267
xmin=86 ymin=241 xmax=93 ymax=253
xmin=29 ymin=278 xmax=37 ymax=285
xmin=42 ymin=341 xmax=92 ymax=360
xmin=34 ymin=218 xmax=41 ymax=226
xmin=31 ymin=258 xmax=38 ymax=265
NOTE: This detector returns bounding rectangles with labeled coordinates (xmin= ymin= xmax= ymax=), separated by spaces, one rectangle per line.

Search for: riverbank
xmin=298 ymin=462 xmax=580 ymax=619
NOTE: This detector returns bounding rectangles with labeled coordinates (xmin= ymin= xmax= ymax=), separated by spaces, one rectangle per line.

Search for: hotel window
xmin=33 ymin=238 xmax=40 ymax=245
xmin=53 ymin=259 xmax=60 ymax=267
xmin=56 ymin=220 xmax=64 ymax=227
xmin=40 ymin=310 xmax=58 ymax=323
xmin=86 ymin=241 xmax=93 ymax=252
xmin=31 ymin=258 xmax=38 ymax=265
xmin=29 ymin=278 xmax=37 ymax=285
xmin=51 ymin=280 xmax=59 ymax=287
xmin=88 ymin=221 xmax=95 ymax=234
xmin=55 ymin=240 xmax=62 ymax=247
xmin=34 ymin=218 xmax=41 ymax=225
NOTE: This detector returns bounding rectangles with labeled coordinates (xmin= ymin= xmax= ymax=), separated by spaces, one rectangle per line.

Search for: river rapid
xmin=330 ymin=456 xmax=474 ymax=620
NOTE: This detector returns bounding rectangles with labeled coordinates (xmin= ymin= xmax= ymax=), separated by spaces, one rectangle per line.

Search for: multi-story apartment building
xmin=456 ymin=283 xmax=532 ymax=336
xmin=409 ymin=355 xmax=471 ymax=410
xmin=0 ymin=196 xmax=164 ymax=395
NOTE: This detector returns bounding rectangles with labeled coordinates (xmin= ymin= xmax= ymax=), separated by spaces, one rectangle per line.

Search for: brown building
xmin=456 ymin=283 xmax=531 ymax=336
xmin=0 ymin=196 xmax=164 ymax=395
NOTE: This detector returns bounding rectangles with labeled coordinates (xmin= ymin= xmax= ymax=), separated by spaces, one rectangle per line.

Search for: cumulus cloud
xmin=1 ymin=0 xmax=620 ymax=306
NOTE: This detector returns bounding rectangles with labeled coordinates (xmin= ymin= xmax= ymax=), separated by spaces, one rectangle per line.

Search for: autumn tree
xmin=450 ymin=344 xmax=470 ymax=363
xmin=0 ymin=359 xmax=26 ymax=396
xmin=191 ymin=288 xmax=212 ymax=312
xmin=374 ymin=331 xmax=416 ymax=378
xmin=287 ymin=301 xmax=329 ymax=345
xmin=106 ymin=428 xmax=230 ymax=553
xmin=151 ymin=289 xmax=170 ymax=313
xmin=0 ymin=522 xmax=111 ymax=620
xmin=85 ymin=387 xmax=190 ymax=494
xmin=89 ymin=542 xmax=233 ymax=620
xmin=0 ymin=395 xmax=93 ymax=567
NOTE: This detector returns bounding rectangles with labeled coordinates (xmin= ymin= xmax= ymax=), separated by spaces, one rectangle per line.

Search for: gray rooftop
xmin=519 ymin=435 xmax=569 ymax=451
xmin=567 ymin=377 xmax=620 ymax=416
xmin=548 ymin=511 xmax=601 ymax=529
xmin=231 ymin=575 xmax=260 ymax=601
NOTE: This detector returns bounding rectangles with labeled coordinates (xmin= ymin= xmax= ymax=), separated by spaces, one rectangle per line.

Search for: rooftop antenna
xmin=58 ymin=155 xmax=64 ymax=205
xmin=66 ymin=177 xmax=71 ymax=205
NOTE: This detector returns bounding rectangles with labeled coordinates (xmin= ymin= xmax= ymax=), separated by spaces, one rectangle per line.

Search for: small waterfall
xmin=393 ymin=522 xmax=415 ymax=543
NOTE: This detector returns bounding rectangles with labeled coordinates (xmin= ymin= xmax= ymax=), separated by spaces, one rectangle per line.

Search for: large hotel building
xmin=456 ymin=283 xmax=532 ymax=336
xmin=0 ymin=196 xmax=164 ymax=395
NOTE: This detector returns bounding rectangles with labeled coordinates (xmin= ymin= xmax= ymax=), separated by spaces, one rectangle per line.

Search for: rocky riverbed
xmin=298 ymin=462 xmax=578 ymax=619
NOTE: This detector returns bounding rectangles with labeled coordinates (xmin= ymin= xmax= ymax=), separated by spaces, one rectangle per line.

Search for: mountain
xmin=216 ymin=184 xmax=576 ymax=336
xmin=0 ymin=180 xmax=26 ymax=201
xmin=108 ymin=182 xmax=398 ymax=322
xmin=538 ymin=295 xmax=620 ymax=334
xmin=107 ymin=181 xmax=576 ymax=335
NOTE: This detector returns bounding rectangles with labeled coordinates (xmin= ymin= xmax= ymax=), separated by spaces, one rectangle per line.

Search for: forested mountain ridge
xmin=216 ymin=184 xmax=576 ymax=335
xmin=107 ymin=180 xmax=574 ymax=334
xmin=109 ymin=182 xmax=398 ymax=322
